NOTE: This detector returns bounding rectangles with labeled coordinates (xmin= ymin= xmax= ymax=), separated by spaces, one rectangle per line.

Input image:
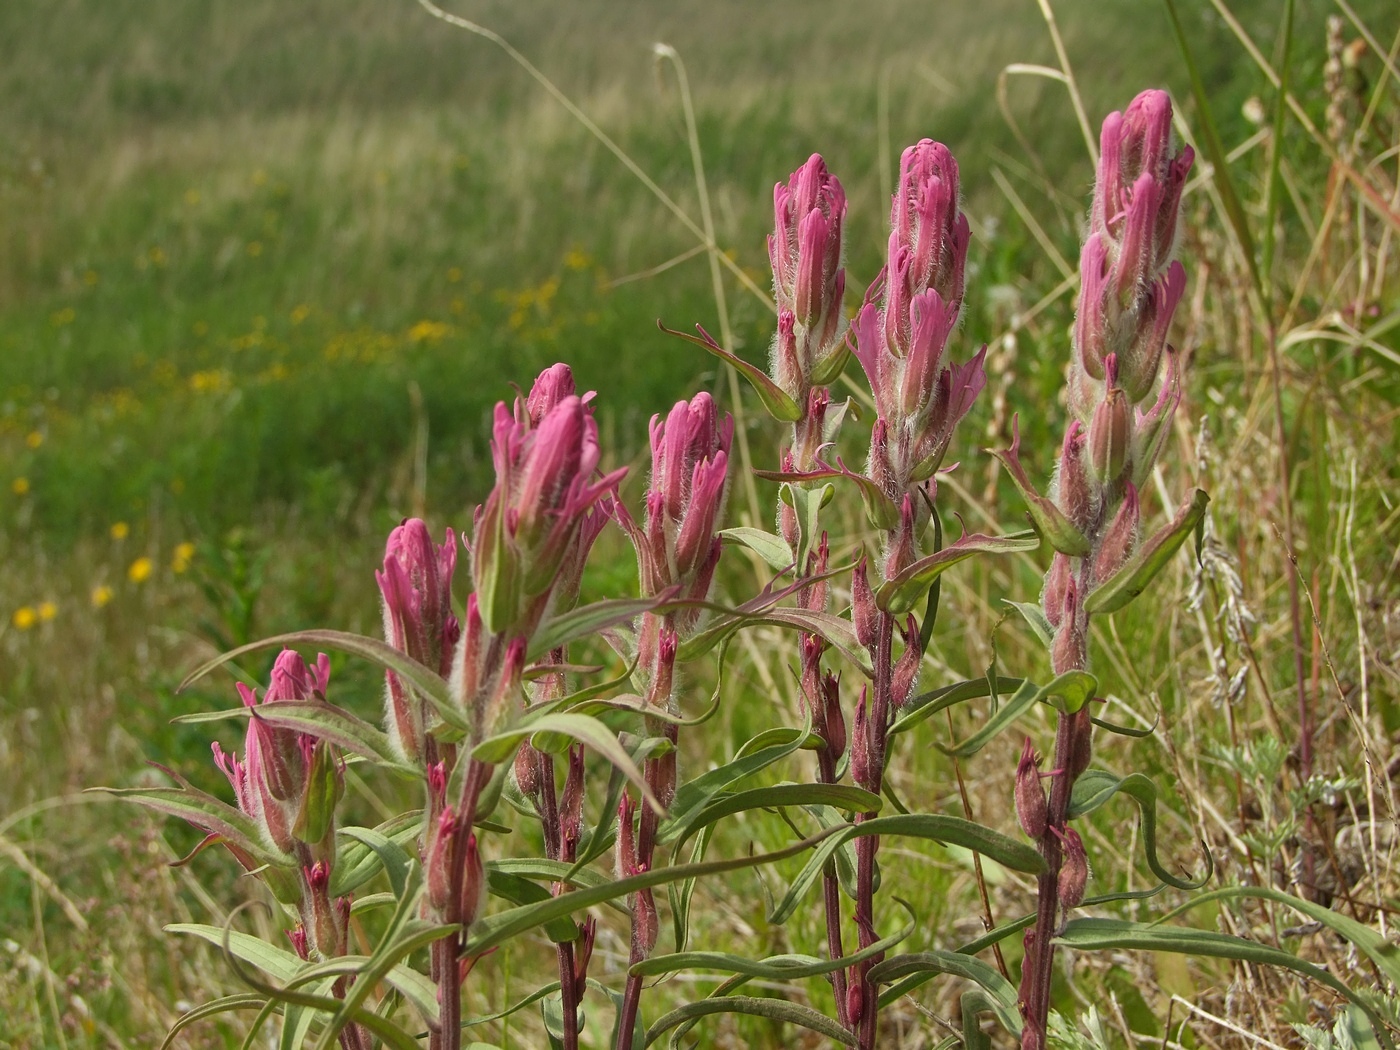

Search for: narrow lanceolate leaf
xmin=337 ymin=826 xmax=413 ymax=899
xmin=1160 ymin=885 xmax=1400 ymax=989
xmin=175 ymin=702 xmax=415 ymax=776
xmin=1056 ymin=918 xmax=1392 ymax=1043
xmin=166 ymin=924 xmax=303 ymax=982
xmin=1069 ymin=770 xmax=1211 ymax=889
xmin=870 ymin=951 xmax=1020 ymax=1036
xmin=769 ymin=815 xmax=1045 ymax=925
xmin=754 ymin=460 xmax=899 ymax=530
xmin=527 ymin=589 xmax=682 ymax=660
xmin=661 ymin=723 xmax=818 ymax=847
xmin=160 ymin=994 xmax=267 ymax=1050
xmin=781 ymin=480 xmax=831 ymax=575
xmin=471 ymin=712 xmax=663 ymax=814
xmin=719 ymin=527 xmax=794 ymax=572
xmin=661 ymin=783 xmax=881 ymax=852
xmin=178 ymin=629 xmax=449 ymax=710
xmin=644 ymin=997 xmax=856 ymax=1049
xmin=486 ymin=869 xmax=582 ymax=942
xmin=637 ymin=905 xmax=914 ymax=980
xmin=889 ymin=676 xmax=1026 ymax=739
xmin=1004 ymin=601 xmax=1054 ymax=648
xmin=332 ymin=813 xmax=421 ymax=897
xmin=659 ymin=320 xmax=802 ymax=422
xmin=988 ymin=432 xmax=1091 ymax=556
xmin=939 ymin=671 xmax=1097 ymax=758
xmin=1085 ymin=489 xmax=1209 ymax=614
xmin=877 ymin=530 xmax=1040 ymax=614
xmin=463 ymin=827 xmax=844 ymax=957
xmin=97 ymin=786 xmax=288 ymax=868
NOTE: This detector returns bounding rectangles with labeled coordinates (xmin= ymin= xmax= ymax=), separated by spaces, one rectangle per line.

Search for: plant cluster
xmin=105 ymin=84 xmax=1397 ymax=1050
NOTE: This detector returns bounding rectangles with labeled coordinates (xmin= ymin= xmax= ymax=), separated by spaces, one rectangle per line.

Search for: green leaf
xmin=662 ymin=783 xmax=880 ymax=852
xmin=177 ymin=701 xmax=415 ymax=776
xmin=464 ymin=827 xmax=845 ymax=957
xmin=888 ymin=676 xmax=1026 ymax=739
xmin=754 ymin=461 xmax=899 ymax=530
xmin=769 ymin=815 xmax=1045 ymax=925
xmin=1004 ymin=601 xmax=1053 ymax=648
xmin=160 ymin=994 xmax=267 ymax=1050
xmin=97 ymin=785 xmax=288 ymax=868
xmin=568 ymin=734 xmax=676 ymax=875
xmin=460 ymin=981 xmax=561 ymax=1027
xmin=332 ymin=813 xmax=420 ymax=897
xmin=486 ymin=869 xmax=581 ymax=943
xmin=472 ymin=712 xmax=663 ymax=814
xmin=1057 ymin=918 xmax=1391 ymax=1043
xmin=988 ymin=426 xmax=1091 ymax=556
xmin=877 ymin=530 xmax=1040 ymax=615
xmin=644 ymin=996 xmax=856 ymax=1048
xmin=870 ymin=951 xmax=1020 ymax=1036
xmin=166 ymin=924 xmax=305 ymax=982
xmin=1069 ymin=769 xmax=1210 ymax=890
xmin=1160 ymin=886 xmax=1400 ymax=989
xmin=719 ymin=527 xmax=794 ymax=571
xmin=938 ymin=672 xmax=1097 ymax=758
xmin=668 ymin=825 xmax=712 ymax=954
xmin=781 ymin=480 xmax=831 ymax=574
xmin=528 ymin=591 xmax=681 ymax=660
xmin=337 ymin=826 xmax=413 ymax=899
xmin=1085 ymin=489 xmax=1209 ymax=614
xmin=659 ymin=320 xmax=802 ymax=422
xmin=178 ymin=628 xmax=450 ymax=719
xmin=638 ymin=902 xmax=914 ymax=980
xmin=293 ymin=741 xmax=341 ymax=847
xmin=661 ymin=724 xmax=817 ymax=848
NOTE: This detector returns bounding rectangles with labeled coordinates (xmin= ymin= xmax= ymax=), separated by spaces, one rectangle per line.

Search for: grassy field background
xmin=2 ymin=0 xmax=1398 ymax=1046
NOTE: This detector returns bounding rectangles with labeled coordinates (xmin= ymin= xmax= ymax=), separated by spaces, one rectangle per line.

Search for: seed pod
xmin=1055 ymin=826 xmax=1089 ymax=910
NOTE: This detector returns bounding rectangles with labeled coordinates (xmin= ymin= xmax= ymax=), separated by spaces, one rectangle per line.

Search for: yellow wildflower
xmin=91 ymin=585 xmax=114 ymax=608
xmin=12 ymin=607 xmax=36 ymax=630
xmin=290 ymin=303 xmax=311 ymax=324
xmin=172 ymin=542 xmax=196 ymax=573
xmin=12 ymin=477 xmax=29 ymax=496
xmin=128 ymin=557 xmax=153 ymax=584
xmin=407 ymin=320 xmax=449 ymax=343
xmin=246 ymin=241 xmax=263 ymax=258
xmin=83 ymin=269 xmax=99 ymax=286
xmin=25 ymin=431 xmax=43 ymax=449
xmin=37 ymin=601 xmax=56 ymax=622
xmin=110 ymin=521 xmax=129 ymax=540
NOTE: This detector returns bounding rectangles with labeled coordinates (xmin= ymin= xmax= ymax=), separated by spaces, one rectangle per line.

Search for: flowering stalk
xmin=211 ymin=650 xmax=365 ymax=1050
xmin=418 ymin=363 xmax=620 ymax=1050
xmin=1000 ymin=90 xmax=1194 ymax=1050
xmin=613 ymin=392 xmax=731 ymax=1049
xmin=845 ymin=139 xmax=983 ymax=1049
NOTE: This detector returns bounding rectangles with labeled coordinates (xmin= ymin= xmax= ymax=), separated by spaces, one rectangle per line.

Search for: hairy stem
xmin=815 ymin=746 xmax=850 ymax=1028
xmin=855 ymin=611 xmax=895 ymax=1050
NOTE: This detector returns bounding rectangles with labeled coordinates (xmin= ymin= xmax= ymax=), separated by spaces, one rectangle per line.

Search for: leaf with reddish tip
xmin=658 ymin=321 xmax=802 ymax=422
xmin=877 ymin=530 xmax=1040 ymax=614
xmin=988 ymin=423 xmax=1091 ymax=556
xmin=93 ymin=785 xmax=289 ymax=868
xmin=1085 ymin=489 xmax=1208 ymax=614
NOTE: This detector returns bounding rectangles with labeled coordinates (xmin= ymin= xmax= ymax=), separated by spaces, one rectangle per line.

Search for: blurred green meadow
xmin=3 ymin=0 xmax=1398 ymax=1045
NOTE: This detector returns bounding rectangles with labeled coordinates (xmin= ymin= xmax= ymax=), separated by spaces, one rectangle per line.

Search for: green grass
xmin=2 ymin=0 xmax=1398 ymax=1046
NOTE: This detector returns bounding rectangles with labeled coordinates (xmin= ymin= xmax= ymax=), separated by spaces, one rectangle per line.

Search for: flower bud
xmin=426 ymin=807 xmax=456 ymax=913
xmin=461 ymin=833 xmax=486 ymax=929
xmin=850 ymin=688 xmax=874 ymax=792
xmin=821 ymin=671 xmax=846 ymax=761
xmin=1042 ymin=552 xmax=1072 ymax=630
xmin=798 ymin=532 xmax=830 ymax=613
xmin=1093 ymin=482 xmax=1140 ymax=584
xmin=1015 ymin=737 xmax=1049 ymax=840
xmin=1065 ymin=705 xmax=1094 ymax=782
xmin=1088 ymin=371 xmax=1132 ymax=488
xmin=1051 ymin=579 xmax=1085 ymax=675
xmin=1054 ymin=826 xmax=1088 ymax=911
xmin=573 ymin=917 xmax=596 ymax=999
xmin=891 ymin=616 xmax=921 ymax=708
xmin=288 ymin=923 xmax=310 ymax=961
xmin=891 ymin=140 xmax=968 ymax=313
xmin=882 ymin=494 xmax=919 ymax=583
xmin=559 ymin=744 xmax=586 ymax=861
xmin=851 ymin=556 xmax=879 ymax=650
xmin=514 ymin=743 xmax=543 ymax=802
xmin=846 ymin=982 xmax=865 ymax=1026
xmin=1054 ymin=423 xmax=1096 ymax=532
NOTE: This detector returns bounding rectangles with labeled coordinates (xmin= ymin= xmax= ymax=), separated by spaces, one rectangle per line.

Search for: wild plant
xmin=96 ymin=71 xmax=1400 ymax=1050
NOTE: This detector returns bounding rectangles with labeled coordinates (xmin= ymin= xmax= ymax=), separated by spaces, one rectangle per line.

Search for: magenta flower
xmin=377 ymin=518 xmax=460 ymax=764
xmin=769 ymin=154 xmax=849 ymax=405
xmin=472 ymin=365 xmax=624 ymax=637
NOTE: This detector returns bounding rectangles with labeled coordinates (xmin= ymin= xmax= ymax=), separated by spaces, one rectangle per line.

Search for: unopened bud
xmin=1043 ymin=552 xmax=1072 ymax=630
xmin=883 ymin=495 xmax=918 ymax=583
xmin=852 ymin=556 xmax=879 ymax=650
xmin=426 ymin=807 xmax=456 ymax=913
xmin=891 ymin=616 xmax=921 ymax=708
xmin=846 ymin=982 xmax=865 ymax=1026
xmin=288 ymin=923 xmax=310 ymax=961
xmin=1088 ymin=371 xmax=1132 ymax=488
xmin=1093 ymin=482 xmax=1140 ymax=584
xmin=850 ymin=688 xmax=874 ymax=791
xmin=821 ymin=672 xmax=846 ymax=760
xmin=798 ymin=532 xmax=830 ymax=612
xmin=1015 ymin=737 xmax=1049 ymax=840
xmin=559 ymin=744 xmax=586 ymax=862
xmin=1055 ymin=422 xmax=1096 ymax=531
xmin=573 ymin=917 xmax=596 ymax=999
xmin=513 ymin=743 xmax=543 ymax=801
xmin=1051 ymin=580 xmax=1086 ymax=675
xmin=1065 ymin=705 xmax=1094 ymax=781
xmin=461 ymin=833 xmax=486 ymax=929
xmin=1054 ymin=826 xmax=1089 ymax=910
